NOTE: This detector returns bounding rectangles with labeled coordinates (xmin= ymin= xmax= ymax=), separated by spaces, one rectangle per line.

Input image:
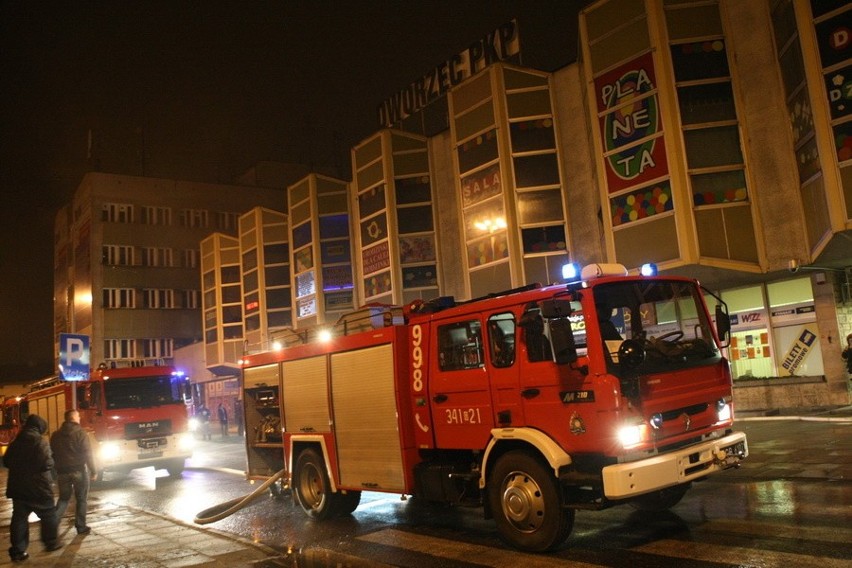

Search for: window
xmin=102 ymin=203 xmax=134 ymax=223
xmin=218 ymin=211 xmax=239 ymax=231
xmin=179 ymin=209 xmax=209 ymax=228
xmin=142 ymin=338 xmax=173 ymax=359
xmin=144 ymin=289 xmax=175 ymax=309
xmin=142 ymin=206 xmax=171 ymax=226
xmin=103 ymin=288 xmax=136 ymax=309
xmin=103 ymin=245 xmax=135 ymax=266
xmin=665 ymin=3 xmax=748 ymax=208
xmin=183 ymin=249 xmax=199 ymax=268
xmin=182 ymin=290 xmax=199 ymax=309
xmin=143 ymin=247 xmax=174 ymax=267
xmin=723 ymin=277 xmax=824 ymax=380
xmin=104 ymin=339 xmax=136 ymax=360
xmin=488 ymin=314 xmax=516 ymax=368
xmin=438 ymin=320 xmax=484 ymax=371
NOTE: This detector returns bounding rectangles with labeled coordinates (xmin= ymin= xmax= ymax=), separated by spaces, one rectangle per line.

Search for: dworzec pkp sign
xmin=59 ymin=333 xmax=90 ymax=382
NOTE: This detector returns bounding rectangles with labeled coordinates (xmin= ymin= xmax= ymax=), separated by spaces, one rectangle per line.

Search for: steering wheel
xmin=655 ymin=330 xmax=684 ymax=343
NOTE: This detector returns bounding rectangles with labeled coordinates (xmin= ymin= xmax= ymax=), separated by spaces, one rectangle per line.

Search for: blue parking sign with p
xmin=59 ymin=333 xmax=90 ymax=382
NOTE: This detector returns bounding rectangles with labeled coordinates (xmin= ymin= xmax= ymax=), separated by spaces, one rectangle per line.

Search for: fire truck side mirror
xmin=715 ymin=304 xmax=731 ymax=347
xmin=549 ymin=318 xmax=578 ymax=365
xmin=539 ymin=299 xmax=573 ymax=318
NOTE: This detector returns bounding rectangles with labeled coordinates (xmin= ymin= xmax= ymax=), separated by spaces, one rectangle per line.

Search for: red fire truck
xmin=3 ymin=364 xmax=194 ymax=479
xmin=240 ymin=263 xmax=748 ymax=551
xmin=0 ymin=395 xmax=24 ymax=457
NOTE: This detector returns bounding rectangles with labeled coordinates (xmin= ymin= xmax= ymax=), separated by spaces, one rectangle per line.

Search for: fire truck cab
xmin=9 ymin=365 xmax=194 ymax=480
xmin=240 ymin=263 xmax=748 ymax=551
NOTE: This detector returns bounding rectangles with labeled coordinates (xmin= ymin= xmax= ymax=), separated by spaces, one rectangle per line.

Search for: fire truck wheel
xmin=294 ymin=448 xmax=339 ymax=520
xmin=488 ymin=451 xmax=574 ymax=552
xmin=629 ymin=482 xmax=690 ymax=512
xmin=338 ymin=490 xmax=362 ymax=515
xmin=166 ymin=460 xmax=185 ymax=477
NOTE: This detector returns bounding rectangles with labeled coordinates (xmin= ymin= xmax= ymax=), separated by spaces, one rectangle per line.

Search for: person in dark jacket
xmin=50 ymin=409 xmax=97 ymax=535
xmin=4 ymin=414 xmax=61 ymax=562
xmin=217 ymin=402 xmax=229 ymax=438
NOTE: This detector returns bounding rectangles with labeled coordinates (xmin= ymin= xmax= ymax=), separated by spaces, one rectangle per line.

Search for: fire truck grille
xmin=660 ymin=403 xmax=708 ymax=422
xmin=125 ymin=420 xmax=172 ymax=439
xmin=137 ymin=437 xmax=167 ymax=450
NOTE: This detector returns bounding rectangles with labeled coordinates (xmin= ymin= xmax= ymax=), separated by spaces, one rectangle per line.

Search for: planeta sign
xmin=594 ymin=52 xmax=669 ymax=193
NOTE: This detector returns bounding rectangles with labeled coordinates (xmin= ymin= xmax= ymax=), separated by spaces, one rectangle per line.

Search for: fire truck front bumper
xmin=601 ymin=431 xmax=748 ymax=500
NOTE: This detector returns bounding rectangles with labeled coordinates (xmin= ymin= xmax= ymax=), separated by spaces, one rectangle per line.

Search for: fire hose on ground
xmin=193 ymin=468 xmax=289 ymax=525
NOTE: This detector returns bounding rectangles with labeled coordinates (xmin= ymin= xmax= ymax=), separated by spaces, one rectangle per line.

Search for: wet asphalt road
xmin=87 ymin=416 xmax=852 ymax=567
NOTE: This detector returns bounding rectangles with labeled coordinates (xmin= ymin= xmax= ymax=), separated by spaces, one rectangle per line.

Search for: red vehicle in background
xmin=1 ymin=364 xmax=194 ymax=479
xmin=0 ymin=395 xmax=24 ymax=458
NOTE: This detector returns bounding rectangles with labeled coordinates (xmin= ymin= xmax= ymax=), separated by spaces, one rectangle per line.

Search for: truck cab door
xmin=429 ymin=317 xmax=496 ymax=449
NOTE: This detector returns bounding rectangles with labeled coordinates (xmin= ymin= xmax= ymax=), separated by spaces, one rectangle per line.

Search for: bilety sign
xmin=779 ymin=325 xmax=818 ymax=377
xmin=59 ymin=333 xmax=90 ymax=382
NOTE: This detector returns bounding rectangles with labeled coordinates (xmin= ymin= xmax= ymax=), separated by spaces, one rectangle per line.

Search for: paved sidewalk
xmin=0 ymin=493 xmax=284 ymax=567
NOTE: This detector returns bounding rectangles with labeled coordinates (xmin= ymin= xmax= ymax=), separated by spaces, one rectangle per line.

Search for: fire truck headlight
xmin=99 ymin=442 xmax=121 ymax=462
xmin=188 ymin=417 xmax=199 ymax=432
xmin=178 ymin=433 xmax=195 ymax=452
xmin=716 ymin=398 xmax=732 ymax=422
xmin=617 ymin=423 xmax=645 ymax=448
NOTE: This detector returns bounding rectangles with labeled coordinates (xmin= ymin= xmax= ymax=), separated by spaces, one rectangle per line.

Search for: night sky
xmin=0 ymin=1 xmax=585 ymax=383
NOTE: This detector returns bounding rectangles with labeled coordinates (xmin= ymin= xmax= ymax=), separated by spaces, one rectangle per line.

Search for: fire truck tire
xmin=629 ymin=482 xmax=690 ymax=512
xmin=338 ymin=490 xmax=362 ymax=515
xmin=488 ymin=451 xmax=574 ymax=552
xmin=294 ymin=448 xmax=340 ymax=520
xmin=166 ymin=460 xmax=185 ymax=477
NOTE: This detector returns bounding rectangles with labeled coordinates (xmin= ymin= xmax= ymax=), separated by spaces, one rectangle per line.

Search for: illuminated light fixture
xmin=561 ymin=262 xmax=581 ymax=281
xmin=318 ymin=329 xmax=333 ymax=343
xmin=272 ymin=341 xmax=283 ymax=351
xmin=640 ymin=263 xmax=658 ymax=276
xmin=473 ymin=216 xmax=507 ymax=233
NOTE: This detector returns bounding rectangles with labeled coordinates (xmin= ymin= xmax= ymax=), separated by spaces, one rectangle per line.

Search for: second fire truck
xmin=240 ymin=263 xmax=748 ymax=551
xmin=3 ymin=364 xmax=194 ymax=479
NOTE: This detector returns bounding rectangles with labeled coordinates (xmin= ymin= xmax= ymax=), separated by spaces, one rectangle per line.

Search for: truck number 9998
xmin=411 ymin=324 xmax=423 ymax=393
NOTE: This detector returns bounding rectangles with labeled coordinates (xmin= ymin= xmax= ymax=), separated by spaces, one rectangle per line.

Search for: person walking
xmin=217 ymin=402 xmax=229 ymax=438
xmin=198 ymin=404 xmax=211 ymax=440
xmin=50 ymin=409 xmax=97 ymax=536
xmin=3 ymin=414 xmax=61 ymax=562
xmin=842 ymin=333 xmax=852 ymax=377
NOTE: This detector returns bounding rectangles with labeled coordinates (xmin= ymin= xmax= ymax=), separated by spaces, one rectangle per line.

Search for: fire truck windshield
xmin=593 ymin=279 xmax=721 ymax=375
xmin=104 ymin=375 xmax=183 ymax=410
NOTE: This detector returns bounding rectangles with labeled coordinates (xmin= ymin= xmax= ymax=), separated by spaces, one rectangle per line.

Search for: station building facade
xmin=64 ymin=1 xmax=850 ymax=411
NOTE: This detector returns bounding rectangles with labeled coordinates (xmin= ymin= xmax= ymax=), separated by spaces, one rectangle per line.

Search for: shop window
xmin=723 ymin=277 xmax=825 ymax=380
xmin=768 ymin=277 xmax=822 ymax=377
